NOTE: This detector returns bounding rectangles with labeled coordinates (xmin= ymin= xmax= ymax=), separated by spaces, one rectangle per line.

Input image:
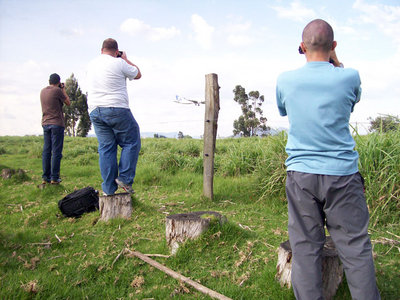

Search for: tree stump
xmin=1 ymin=168 xmax=25 ymax=179
xmin=276 ymin=236 xmax=343 ymax=300
xmin=166 ymin=211 xmax=226 ymax=255
xmin=99 ymin=193 xmax=132 ymax=221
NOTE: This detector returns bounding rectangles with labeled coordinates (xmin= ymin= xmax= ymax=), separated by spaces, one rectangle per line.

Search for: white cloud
xmin=191 ymin=14 xmax=215 ymax=50
xmin=353 ymin=0 xmax=400 ymax=44
xmin=59 ymin=28 xmax=84 ymax=37
xmin=120 ymin=18 xmax=180 ymax=41
xmin=224 ymin=21 xmax=254 ymax=47
xmin=272 ymin=0 xmax=316 ymax=22
xmin=227 ymin=34 xmax=254 ymax=47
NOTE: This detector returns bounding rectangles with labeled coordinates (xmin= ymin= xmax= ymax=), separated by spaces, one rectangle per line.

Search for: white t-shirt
xmin=87 ymin=54 xmax=138 ymax=113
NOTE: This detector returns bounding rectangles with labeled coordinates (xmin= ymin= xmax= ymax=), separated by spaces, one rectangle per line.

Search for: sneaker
xmin=42 ymin=180 xmax=50 ymax=184
xmin=51 ymin=179 xmax=62 ymax=185
xmin=115 ymin=178 xmax=134 ymax=194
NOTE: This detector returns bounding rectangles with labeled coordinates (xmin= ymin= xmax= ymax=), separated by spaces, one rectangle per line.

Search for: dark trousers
xmin=42 ymin=124 xmax=65 ymax=181
xmin=286 ymin=171 xmax=380 ymax=300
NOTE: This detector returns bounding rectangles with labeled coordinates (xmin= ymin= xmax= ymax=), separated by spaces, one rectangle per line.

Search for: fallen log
xmin=276 ymin=236 xmax=343 ymax=300
xmin=125 ymin=249 xmax=231 ymax=300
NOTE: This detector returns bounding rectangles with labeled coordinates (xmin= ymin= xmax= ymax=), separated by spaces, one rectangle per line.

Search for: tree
xmin=368 ymin=114 xmax=400 ymax=133
xmin=63 ymin=74 xmax=91 ymax=137
xmin=177 ymin=131 xmax=192 ymax=139
xmin=232 ymin=85 xmax=269 ymax=137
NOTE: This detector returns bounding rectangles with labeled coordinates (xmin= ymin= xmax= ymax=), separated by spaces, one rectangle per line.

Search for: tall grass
xmin=355 ymin=130 xmax=400 ymax=226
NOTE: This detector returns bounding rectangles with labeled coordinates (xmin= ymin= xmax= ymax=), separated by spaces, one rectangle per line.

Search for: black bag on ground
xmin=58 ymin=187 xmax=99 ymax=218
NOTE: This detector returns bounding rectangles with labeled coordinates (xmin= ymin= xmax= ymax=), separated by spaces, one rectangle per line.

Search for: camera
xmin=117 ymin=51 xmax=123 ymax=58
xmin=58 ymin=83 xmax=65 ymax=89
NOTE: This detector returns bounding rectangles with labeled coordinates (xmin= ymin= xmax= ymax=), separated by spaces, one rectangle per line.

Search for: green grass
xmin=0 ymin=134 xmax=399 ymax=299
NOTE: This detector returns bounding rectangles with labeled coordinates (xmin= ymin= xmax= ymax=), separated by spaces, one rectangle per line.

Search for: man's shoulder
xmin=341 ymin=67 xmax=360 ymax=79
xmin=41 ymin=85 xmax=57 ymax=94
xmin=88 ymin=54 xmax=125 ymax=71
xmin=334 ymin=67 xmax=361 ymax=84
xmin=277 ymin=66 xmax=304 ymax=84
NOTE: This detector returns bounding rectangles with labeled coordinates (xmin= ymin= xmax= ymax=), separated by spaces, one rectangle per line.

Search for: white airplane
xmin=174 ymin=95 xmax=205 ymax=106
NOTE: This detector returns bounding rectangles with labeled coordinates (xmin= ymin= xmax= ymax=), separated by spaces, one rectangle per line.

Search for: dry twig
xmin=111 ymin=248 xmax=125 ymax=269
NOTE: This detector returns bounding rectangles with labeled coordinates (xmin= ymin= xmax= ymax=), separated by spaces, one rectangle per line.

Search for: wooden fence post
xmin=203 ymin=73 xmax=220 ymax=200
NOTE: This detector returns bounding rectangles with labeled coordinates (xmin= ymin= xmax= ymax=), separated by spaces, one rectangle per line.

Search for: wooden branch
xmin=144 ymin=254 xmax=171 ymax=258
xmin=125 ymin=249 xmax=231 ymax=300
xmin=48 ymin=255 xmax=64 ymax=260
xmin=111 ymin=248 xmax=125 ymax=269
xmin=55 ymin=234 xmax=62 ymax=243
xmin=29 ymin=242 xmax=52 ymax=246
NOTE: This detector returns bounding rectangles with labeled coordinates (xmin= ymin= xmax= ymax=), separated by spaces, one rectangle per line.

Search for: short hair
xmin=102 ymin=38 xmax=118 ymax=51
xmin=49 ymin=73 xmax=61 ymax=85
xmin=302 ymin=19 xmax=334 ymax=52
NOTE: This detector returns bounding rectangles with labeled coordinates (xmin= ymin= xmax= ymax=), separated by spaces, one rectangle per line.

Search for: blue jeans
xmin=90 ymin=107 xmax=141 ymax=195
xmin=42 ymin=124 xmax=65 ymax=181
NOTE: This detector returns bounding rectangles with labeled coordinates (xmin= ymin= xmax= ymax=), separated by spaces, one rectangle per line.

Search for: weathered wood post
xmin=203 ymin=73 xmax=220 ymax=200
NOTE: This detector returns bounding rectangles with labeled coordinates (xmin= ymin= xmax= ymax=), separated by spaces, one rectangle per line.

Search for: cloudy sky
xmin=1 ymin=0 xmax=399 ymax=137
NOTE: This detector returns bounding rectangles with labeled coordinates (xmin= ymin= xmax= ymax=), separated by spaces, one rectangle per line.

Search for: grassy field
xmin=0 ymin=133 xmax=399 ymax=299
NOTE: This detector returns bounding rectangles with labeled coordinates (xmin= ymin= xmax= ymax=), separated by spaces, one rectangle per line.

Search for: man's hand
xmin=120 ymin=51 xmax=127 ymax=60
xmin=329 ymin=50 xmax=342 ymax=67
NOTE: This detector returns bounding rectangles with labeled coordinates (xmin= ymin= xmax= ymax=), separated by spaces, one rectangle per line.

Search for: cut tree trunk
xmin=276 ymin=236 xmax=343 ymax=300
xmin=166 ymin=211 xmax=226 ymax=255
xmin=1 ymin=168 xmax=25 ymax=179
xmin=99 ymin=193 xmax=132 ymax=221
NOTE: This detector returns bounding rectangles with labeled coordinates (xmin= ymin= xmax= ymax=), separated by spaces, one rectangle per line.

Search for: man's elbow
xmin=135 ymin=72 xmax=142 ymax=80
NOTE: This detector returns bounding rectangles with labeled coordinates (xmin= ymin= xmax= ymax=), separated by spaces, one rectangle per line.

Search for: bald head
xmin=302 ymin=19 xmax=334 ymax=53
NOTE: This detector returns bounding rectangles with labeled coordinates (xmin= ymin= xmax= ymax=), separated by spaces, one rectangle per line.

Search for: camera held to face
xmin=117 ymin=51 xmax=123 ymax=58
xmin=58 ymin=83 xmax=65 ymax=89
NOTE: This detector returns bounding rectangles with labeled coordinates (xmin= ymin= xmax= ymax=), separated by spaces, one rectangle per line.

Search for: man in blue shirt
xmin=276 ymin=19 xmax=380 ymax=300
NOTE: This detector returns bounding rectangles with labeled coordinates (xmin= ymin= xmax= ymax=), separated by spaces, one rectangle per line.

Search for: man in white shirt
xmin=87 ymin=38 xmax=142 ymax=195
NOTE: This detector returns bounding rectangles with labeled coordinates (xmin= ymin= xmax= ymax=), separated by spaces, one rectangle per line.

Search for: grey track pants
xmin=286 ymin=171 xmax=380 ymax=300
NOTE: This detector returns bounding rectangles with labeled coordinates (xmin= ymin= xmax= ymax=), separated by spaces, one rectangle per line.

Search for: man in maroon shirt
xmin=40 ymin=73 xmax=70 ymax=184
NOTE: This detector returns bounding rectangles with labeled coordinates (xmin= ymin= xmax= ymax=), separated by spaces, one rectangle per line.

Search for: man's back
xmin=40 ymin=85 xmax=65 ymax=127
xmin=276 ymin=61 xmax=362 ymax=176
xmin=87 ymin=54 xmax=138 ymax=112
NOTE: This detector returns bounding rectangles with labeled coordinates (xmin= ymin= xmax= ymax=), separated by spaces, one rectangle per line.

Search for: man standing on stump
xmin=276 ymin=19 xmax=380 ymax=299
xmin=40 ymin=73 xmax=70 ymax=184
xmin=87 ymin=38 xmax=142 ymax=196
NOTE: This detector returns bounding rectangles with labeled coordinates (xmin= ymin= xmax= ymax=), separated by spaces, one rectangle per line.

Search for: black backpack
xmin=58 ymin=187 xmax=99 ymax=218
